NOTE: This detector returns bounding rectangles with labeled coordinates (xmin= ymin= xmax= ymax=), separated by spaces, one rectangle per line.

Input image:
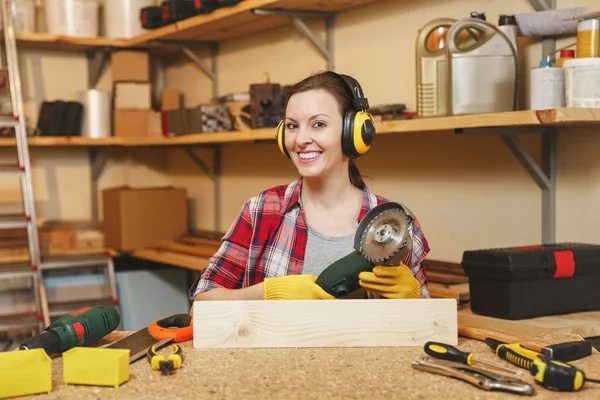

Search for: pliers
xmin=147 ymin=344 xmax=184 ymax=375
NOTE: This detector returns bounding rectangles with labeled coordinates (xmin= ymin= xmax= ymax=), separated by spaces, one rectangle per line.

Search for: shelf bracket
xmin=90 ymin=148 xmax=109 ymax=223
xmin=252 ymin=8 xmax=335 ymax=70
xmin=86 ymin=48 xmax=113 ymax=89
xmin=528 ymin=0 xmax=557 ymax=61
xmin=184 ymin=145 xmax=222 ymax=232
xmin=150 ymin=40 xmax=219 ymax=99
xmin=457 ymin=126 xmax=556 ymax=244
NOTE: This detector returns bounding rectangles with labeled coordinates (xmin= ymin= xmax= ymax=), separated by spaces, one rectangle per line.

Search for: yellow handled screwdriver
xmin=486 ymin=338 xmax=600 ymax=392
xmin=424 ymin=341 xmax=525 ymax=376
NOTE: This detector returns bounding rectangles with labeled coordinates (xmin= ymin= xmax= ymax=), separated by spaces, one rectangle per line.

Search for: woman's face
xmin=283 ymin=89 xmax=346 ymax=180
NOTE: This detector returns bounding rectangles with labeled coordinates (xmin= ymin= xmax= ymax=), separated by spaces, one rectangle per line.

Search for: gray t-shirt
xmin=302 ymin=224 xmax=366 ymax=298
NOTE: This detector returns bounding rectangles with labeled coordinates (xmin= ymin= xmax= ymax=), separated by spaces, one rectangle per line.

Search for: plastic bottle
xmin=530 ymin=58 xmax=565 ymax=110
xmin=576 ymin=18 xmax=600 ymax=58
xmin=556 ymin=49 xmax=575 ymax=67
xmin=498 ymin=15 xmax=518 ymax=56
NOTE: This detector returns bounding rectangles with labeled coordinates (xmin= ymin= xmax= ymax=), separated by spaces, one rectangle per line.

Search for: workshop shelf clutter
xmin=2 ymin=0 xmax=600 ymax=398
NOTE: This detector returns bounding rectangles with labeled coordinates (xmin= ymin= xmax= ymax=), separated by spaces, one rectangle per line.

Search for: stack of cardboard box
xmin=111 ymin=50 xmax=153 ymax=138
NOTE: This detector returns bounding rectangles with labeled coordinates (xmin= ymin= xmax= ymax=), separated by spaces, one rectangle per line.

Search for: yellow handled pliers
xmin=146 ymin=344 xmax=184 ymax=375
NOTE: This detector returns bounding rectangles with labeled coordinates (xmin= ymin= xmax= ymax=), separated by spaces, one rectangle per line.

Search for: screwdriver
xmin=423 ymin=341 xmax=524 ymax=376
xmin=486 ymin=337 xmax=600 ymax=392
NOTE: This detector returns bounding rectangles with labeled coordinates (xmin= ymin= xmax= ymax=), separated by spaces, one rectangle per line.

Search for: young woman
xmin=189 ymin=71 xmax=430 ymax=301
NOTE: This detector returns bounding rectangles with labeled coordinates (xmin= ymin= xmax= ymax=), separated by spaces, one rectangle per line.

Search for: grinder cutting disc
xmin=354 ymin=201 xmax=414 ymax=265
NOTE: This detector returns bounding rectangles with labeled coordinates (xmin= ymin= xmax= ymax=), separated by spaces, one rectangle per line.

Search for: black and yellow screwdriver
xmin=424 ymin=341 xmax=525 ymax=376
xmin=486 ymin=338 xmax=600 ymax=392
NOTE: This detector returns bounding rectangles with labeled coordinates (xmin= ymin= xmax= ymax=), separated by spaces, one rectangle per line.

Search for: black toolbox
xmin=461 ymin=243 xmax=600 ymax=320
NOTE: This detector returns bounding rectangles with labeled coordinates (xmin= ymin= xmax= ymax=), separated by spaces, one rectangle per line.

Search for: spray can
xmin=576 ymin=18 xmax=600 ymax=58
xmin=498 ymin=15 xmax=518 ymax=56
xmin=530 ymin=59 xmax=565 ymax=110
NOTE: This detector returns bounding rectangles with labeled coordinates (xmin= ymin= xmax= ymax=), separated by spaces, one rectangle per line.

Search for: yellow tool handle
xmin=424 ymin=341 xmax=474 ymax=365
xmin=532 ymin=355 xmax=586 ymax=392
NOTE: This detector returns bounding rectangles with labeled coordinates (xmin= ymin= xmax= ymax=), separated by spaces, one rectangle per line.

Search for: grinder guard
xmin=314 ymin=201 xmax=415 ymax=298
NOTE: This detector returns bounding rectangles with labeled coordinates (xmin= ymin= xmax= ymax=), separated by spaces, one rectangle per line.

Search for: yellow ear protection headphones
xmin=275 ymin=71 xmax=376 ymax=159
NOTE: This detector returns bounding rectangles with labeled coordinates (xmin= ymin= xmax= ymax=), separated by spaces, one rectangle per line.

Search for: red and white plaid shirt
xmin=189 ymin=177 xmax=431 ymax=299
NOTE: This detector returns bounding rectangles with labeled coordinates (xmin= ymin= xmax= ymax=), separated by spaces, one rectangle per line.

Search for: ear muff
xmin=275 ymin=120 xmax=290 ymax=159
xmin=327 ymin=71 xmax=377 ymax=159
xmin=278 ymin=72 xmax=376 ymax=160
xmin=341 ymin=108 xmax=376 ymax=159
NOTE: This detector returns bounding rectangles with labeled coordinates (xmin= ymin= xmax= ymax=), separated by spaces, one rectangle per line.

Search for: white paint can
xmin=78 ymin=89 xmax=111 ymax=138
xmin=563 ymin=57 xmax=600 ymax=108
xmin=529 ymin=61 xmax=565 ymax=110
xmin=45 ymin=0 xmax=99 ymax=37
xmin=11 ymin=0 xmax=36 ymax=34
xmin=103 ymin=0 xmax=156 ymax=39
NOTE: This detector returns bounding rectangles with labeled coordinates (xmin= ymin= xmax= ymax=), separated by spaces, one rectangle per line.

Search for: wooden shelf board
xmin=374 ymin=107 xmax=600 ymax=134
xmin=124 ymin=0 xmax=381 ymax=46
xmin=16 ymin=33 xmax=127 ymax=51
xmin=0 ymin=136 xmax=122 ymax=147
xmin=2 ymin=108 xmax=598 ymax=148
xmin=132 ymin=248 xmax=209 ymax=271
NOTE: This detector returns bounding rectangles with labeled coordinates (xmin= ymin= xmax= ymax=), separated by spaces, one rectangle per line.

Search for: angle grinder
xmin=314 ymin=201 xmax=415 ymax=298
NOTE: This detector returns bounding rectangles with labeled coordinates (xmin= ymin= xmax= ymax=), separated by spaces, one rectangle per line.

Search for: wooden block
xmin=426 ymin=271 xmax=469 ymax=284
xmin=192 ymin=299 xmax=458 ymax=349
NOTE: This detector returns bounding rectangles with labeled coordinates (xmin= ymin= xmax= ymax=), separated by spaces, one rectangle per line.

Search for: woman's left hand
xmin=358 ymin=263 xmax=421 ymax=299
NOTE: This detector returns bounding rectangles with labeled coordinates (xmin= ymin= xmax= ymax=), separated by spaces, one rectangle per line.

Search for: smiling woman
xmin=189 ymin=71 xmax=431 ymax=303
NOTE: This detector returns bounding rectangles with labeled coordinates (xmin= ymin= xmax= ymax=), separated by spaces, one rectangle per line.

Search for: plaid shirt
xmin=189 ymin=178 xmax=431 ymax=299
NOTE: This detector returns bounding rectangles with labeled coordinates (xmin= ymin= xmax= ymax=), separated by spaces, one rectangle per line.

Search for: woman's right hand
xmin=263 ymin=274 xmax=336 ymax=300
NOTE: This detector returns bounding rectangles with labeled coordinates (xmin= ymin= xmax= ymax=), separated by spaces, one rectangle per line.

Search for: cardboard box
xmin=148 ymin=110 xmax=163 ymax=137
xmin=114 ymin=82 xmax=152 ymax=109
xmin=111 ymin=50 xmax=150 ymax=83
xmin=161 ymin=88 xmax=182 ymax=110
xmin=102 ymin=186 xmax=188 ymax=251
xmin=113 ymin=109 xmax=150 ymax=137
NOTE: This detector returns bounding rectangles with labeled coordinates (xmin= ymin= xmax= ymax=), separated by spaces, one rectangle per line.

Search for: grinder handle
xmin=314 ymin=251 xmax=375 ymax=298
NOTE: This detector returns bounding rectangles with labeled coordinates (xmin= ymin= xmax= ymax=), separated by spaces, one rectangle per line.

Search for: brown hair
xmin=284 ymin=71 xmax=364 ymax=189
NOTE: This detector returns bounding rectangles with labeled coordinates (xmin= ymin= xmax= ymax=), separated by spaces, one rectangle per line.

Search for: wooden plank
xmin=423 ymin=260 xmax=465 ymax=276
xmin=2 ymin=108 xmax=599 ymax=148
xmin=132 ymin=248 xmax=209 ymax=271
xmin=429 ymin=283 xmax=469 ymax=302
xmin=155 ymin=241 xmax=217 ymax=258
xmin=426 ymin=271 xmax=468 ymax=284
xmin=374 ymin=107 xmax=600 ymax=134
xmin=457 ymin=307 xmax=600 ymax=337
xmin=16 ymin=33 xmax=127 ymax=51
xmin=192 ymin=299 xmax=458 ymax=348
xmin=0 ymin=136 xmax=122 ymax=147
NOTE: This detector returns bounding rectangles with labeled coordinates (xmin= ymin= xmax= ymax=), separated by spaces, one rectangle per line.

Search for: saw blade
xmin=356 ymin=205 xmax=411 ymax=264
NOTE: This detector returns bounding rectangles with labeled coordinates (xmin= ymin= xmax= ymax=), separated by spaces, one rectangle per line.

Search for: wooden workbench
xmin=26 ymin=331 xmax=600 ymax=399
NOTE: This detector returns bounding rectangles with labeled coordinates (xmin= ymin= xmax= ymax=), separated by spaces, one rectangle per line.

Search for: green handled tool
xmin=17 ymin=306 xmax=120 ymax=356
xmin=314 ymin=201 xmax=414 ymax=298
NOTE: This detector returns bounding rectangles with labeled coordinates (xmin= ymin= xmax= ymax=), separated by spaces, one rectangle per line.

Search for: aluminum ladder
xmin=0 ymin=0 xmax=48 ymax=334
xmin=0 ymin=0 xmax=121 ymax=336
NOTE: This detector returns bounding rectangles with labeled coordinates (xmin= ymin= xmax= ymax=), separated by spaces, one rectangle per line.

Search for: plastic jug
xmin=445 ymin=18 xmax=518 ymax=115
xmin=415 ymin=18 xmax=456 ymax=117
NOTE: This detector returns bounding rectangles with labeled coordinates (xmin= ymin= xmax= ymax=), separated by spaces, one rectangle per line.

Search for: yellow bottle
xmin=576 ymin=18 xmax=600 ymax=58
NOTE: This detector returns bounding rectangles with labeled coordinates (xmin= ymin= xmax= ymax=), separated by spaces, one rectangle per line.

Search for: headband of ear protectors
xmin=275 ymin=71 xmax=376 ymax=159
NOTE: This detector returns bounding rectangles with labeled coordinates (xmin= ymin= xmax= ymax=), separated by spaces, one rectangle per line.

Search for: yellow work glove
xmin=263 ymin=274 xmax=335 ymax=300
xmin=358 ymin=263 xmax=421 ymax=299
